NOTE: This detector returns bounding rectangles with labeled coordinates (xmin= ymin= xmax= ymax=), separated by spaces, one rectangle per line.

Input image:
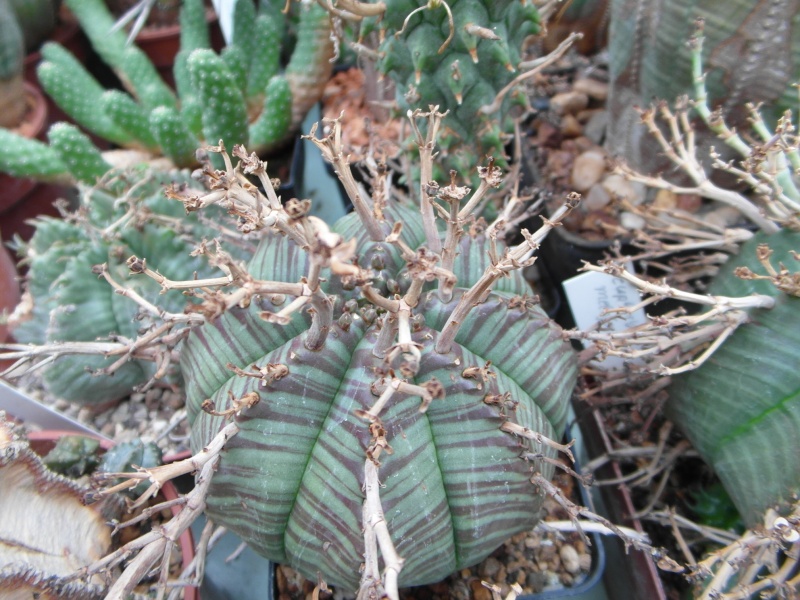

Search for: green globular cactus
xmin=358 ymin=0 xmax=540 ymax=180
xmin=0 ymin=0 xmax=333 ymax=182
xmin=668 ymin=229 xmax=800 ymax=527
xmin=98 ymin=439 xmax=162 ymax=496
xmin=12 ymin=169 xmax=244 ymax=407
xmin=179 ymin=133 xmax=578 ymax=590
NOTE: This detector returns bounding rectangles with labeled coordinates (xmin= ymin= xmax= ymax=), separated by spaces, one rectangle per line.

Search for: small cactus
xmin=11 ymin=168 xmax=249 ymax=407
xmin=42 ymin=434 xmax=102 ymax=478
xmin=337 ymin=0 xmax=540 ymax=181
xmin=0 ymin=0 xmax=334 ymax=182
xmin=98 ymin=438 xmax=162 ymax=496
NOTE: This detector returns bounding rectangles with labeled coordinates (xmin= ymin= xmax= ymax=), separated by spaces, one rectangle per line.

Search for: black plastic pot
xmin=573 ymin=404 xmax=668 ymax=600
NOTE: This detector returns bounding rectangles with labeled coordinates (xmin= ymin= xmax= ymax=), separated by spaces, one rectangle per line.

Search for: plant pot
xmin=0 ymin=82 xmax=72 ymax=242
xmin=26 ymin=430 xmax=199 ymax=600
xmin=133 ymin=8 xmax=224 ymax=88
xmin=0 ymin=243 xmax=20 ymax=346
xmin=573 ymin=405 xmax=667 ymax=600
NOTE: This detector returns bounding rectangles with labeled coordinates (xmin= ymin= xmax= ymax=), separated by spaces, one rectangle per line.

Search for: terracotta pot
xmin=27 ymin=431 xmax=199 ymax=600
xmin=134 ymin=9 xmax=224 ymax=88
xmin=0 ymin=82 xmax=71 ymax=242
xmin=0 ymin=243 xmax=20 ymax=346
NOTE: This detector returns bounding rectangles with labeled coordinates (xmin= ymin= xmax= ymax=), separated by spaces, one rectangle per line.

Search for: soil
xmin=17 ymin=378 xmax=192 ymax=458
xmin=320 ymin=67 xmax=404 ymax=164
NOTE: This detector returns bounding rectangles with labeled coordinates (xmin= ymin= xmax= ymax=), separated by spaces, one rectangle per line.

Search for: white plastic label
xmin=563 ymin=268 xmax=648 ymax=370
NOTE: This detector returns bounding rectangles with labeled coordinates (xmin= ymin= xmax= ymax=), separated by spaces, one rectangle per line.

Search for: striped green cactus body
xmin=668 ymin=230 xmax=800 ymax=527
xmin=361 ymin=0 xmax=539 ymax=178
xmin=183 ymin=204 xmax=577 ymax=589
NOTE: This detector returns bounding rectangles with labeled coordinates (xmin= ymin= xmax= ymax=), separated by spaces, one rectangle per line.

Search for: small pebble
xmin=469 ymin=579 xmax=493 ymax=600
xmin=620 ymin=211 xmax=646 ymax=231
xmin=550 ymin=91 xmax=589 ymax=115
xmin=560 ymin=113 xmax=583 ymax=137
xmin=677 ymin=193 xmax=702 ymax=212
xmin=583 ymin=183 xmax=611 ymax=211
xmin=536 ymin=120 xmax=562 ymax=148
xmin=601 ymin=173 xmax=640 ymax=204
xmin=479 ymin=556 xmax=501 ymax=579
xmin=653 ymin=189 xmax=678 ymax=210
xmin=704 ymin=205 xmax=744 ymax=229
xmin=572 ymin=135 xmax=596 ymax=154
xmin=582 ymin=110 xmax=609 ymax=145
xmin=579 ymin=552 xmax=592 ymax=572
xmin=527 ymin=571 xmax=548 ymax=591
xmin=573 ymin=78 xmax=609 ymax=101
xmin=559 ymin=545 xmax=581 ymax=575
xmin=571 ymin=149 xmax=606 ymax=192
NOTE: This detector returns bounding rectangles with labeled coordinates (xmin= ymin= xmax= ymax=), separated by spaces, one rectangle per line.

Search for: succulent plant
xmin=668 ymin=229 xmax=800 ymax=527
xmin=98 ymin=438 xmax=162 ymax=496
xmin=336 ymin=0 xmax=540 ymax=181
xmin=170 ymin=111 xmax=579 ymax=591
xmin=0 ymin=418 xmax=112 ymax=599
xmin=11 ymin=168 xmax=248 ymax=407
xmin=42 ymin=434 xmax=102 ymax=477
xmin=0 ymin=0 xmax=333 ymax=182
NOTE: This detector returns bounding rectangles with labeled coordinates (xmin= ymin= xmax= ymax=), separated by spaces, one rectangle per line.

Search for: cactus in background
xmin=98 ymin=439 xmax=162 ymax=496
xmin=8 ymin=0 xmax=60 ymax=53
xmin=0 ymin=0 xmax=26 ymax=128
xmin=0 ymin=0 xmax=333 ymax=182
xmin=172 ymin=111 xmax=579 ymax=590
xmin=333 ymin=0 xmax=540 ymax=180
xmin=668 ymin=230 xmax=800 ymax=527
xmin=10 ymin=168 xmax=248 ymax=407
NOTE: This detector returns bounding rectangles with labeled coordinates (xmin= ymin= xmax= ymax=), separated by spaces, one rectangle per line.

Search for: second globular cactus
xmin=11 ymin=168 xmax=247 ymax=407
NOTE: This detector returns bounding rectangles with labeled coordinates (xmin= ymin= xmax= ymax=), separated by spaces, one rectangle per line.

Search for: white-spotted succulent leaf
xmin=669 ymin=230 xmax=800 ymax=526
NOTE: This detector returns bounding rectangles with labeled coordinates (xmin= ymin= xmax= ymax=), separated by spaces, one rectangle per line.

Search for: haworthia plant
xmin=180 ymin=141 xmax=578 ymax=589
xmin=668 ymin=229 xmax=800 ymax=527
xmin=0 ymin=0 xmax=333 ymax=182
xmin=354 ymin=0 xmax=540 ymax=180
xmin=12 ymin=169 xmax=249 ymax=407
